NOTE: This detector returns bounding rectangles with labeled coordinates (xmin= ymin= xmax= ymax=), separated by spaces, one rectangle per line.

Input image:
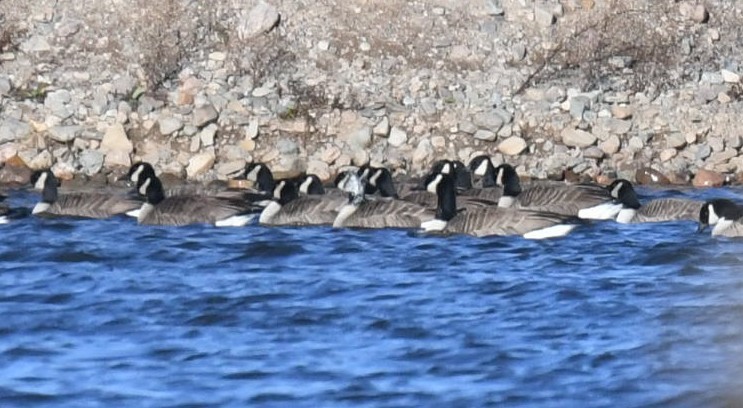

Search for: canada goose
xmin=127 ymin=162 xmax=235 ymax=199
xmin=297 ymin=174 xmax=326 ymax=195
xmin=468 ymin=155 xmax=500 ymax=188
xmin=608 ymin=179 xmax=703 ymax=223
xmin=420 ymin=173 xmax=578 ymax=239
xmin=697 ymin=199 xmax=743 ymax=237
xmin=491 ymin=163 xmax=618 ymax=219
xmin=259 ymin=179 xmax=346 ymax=226
xmin=135 ymin=175 xmax=258 ymax=226
xmin=333 ymin=172 xmax=434 ymax=229
xmin=399 ymin=161 xmax=499 ymax=210
xmin=30 ymin=170 xmax=142 ymax=219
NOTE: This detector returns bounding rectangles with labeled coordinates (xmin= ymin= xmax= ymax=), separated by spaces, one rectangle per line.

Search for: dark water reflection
xmin=0 ymin=187 xmax=742 ymax=407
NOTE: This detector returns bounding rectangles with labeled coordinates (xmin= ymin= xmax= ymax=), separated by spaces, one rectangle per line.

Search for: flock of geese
xmin=1 ymin=155 xmax=742 ymax=239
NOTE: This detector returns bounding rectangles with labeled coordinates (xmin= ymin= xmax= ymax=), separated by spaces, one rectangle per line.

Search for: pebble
xmin=472 ymin=112 xmax=504 ymax=132
xmin=388 ymin=127 xmax=408 ymax=147
xmin=237 ymin=1 xmax=280 ymax=40
xmin=159 ymin=117 xmax=184 ymax=135
xmin=48 ymin=125 xmax=81 ymax=142
xmin=79 ymin=149 xmax=104 ymax=176
xmin=199 ymin=124 xmax=218 ymax=147
xmin=636 ymin=168 xmax=671 ymax=185
xmin=692 ymin=169 xmax=724 ymax=187
xmin=498 ymin=136 xmax=527 ymax=156
xmin=373 ymin=117 xmax=390 ymax=137
xmin=192 ymin=104 xmax=219 ymax=128
xmin=0 ymin=119 xmax=31 ymax=142
xmin=721 ymin=69 xmax=740 ymax=83
xmin=599 ymin=135 xmax=621 ymax=155
xmin=561 ymin=128 xmax=597 ymax=148
xmin=473 ymin=130 xmax=496 ymax=141
xmin=186 ymin=151 xmax=216 ymax=179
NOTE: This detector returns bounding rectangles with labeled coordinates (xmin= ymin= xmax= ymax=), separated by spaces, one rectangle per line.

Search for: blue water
xmin=1 ymin=187 xmax=743 ymax=407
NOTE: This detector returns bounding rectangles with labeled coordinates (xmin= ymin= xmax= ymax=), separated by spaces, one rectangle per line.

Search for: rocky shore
xmin=0 ymin=0 xmax=742 ymax=188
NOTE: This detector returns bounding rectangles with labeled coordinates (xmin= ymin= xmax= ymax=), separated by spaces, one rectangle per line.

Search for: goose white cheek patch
xmin=475 ymin=160 xmax=489 ymax=177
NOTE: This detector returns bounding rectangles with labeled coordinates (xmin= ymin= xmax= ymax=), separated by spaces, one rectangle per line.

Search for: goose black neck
xmin=499 ymin=165 xmax=522 ymax=197
xmin=376 ymin=170 xmax=399 ymax=199
xmin=145 ymin=177 xmax=166 ymax=205
xmin=41 ymin=173 xmax=58 ymax=204
xmin=436 ymin=175 xmax=458 ymax=222
xmin=256 ymin=168 xmax=275 ymax=193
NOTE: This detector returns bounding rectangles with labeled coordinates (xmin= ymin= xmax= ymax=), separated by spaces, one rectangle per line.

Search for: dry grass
xmin=515 ymin=0 xmax=683 ymax=94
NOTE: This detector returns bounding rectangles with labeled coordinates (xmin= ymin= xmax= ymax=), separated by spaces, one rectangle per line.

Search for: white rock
xmin=473 ymin=130 xmax=496 ymax=141
xmin=252 ymin=87 xmax=273 ymax=97
xmin=49 ymin=125 xmax=82 ymax=143
xmin=199 ymin=123 xmax=217 ymax=147
xmin=0 ymin=119 xmax=31 ymax=142
xmin=317 ymin=40 xmax=330 ymax=51
xmin=373 ymin=117 xmax=390 ymax=136
xmin=100 ymin=123 xmax=133 ymax=154
xmin=561 ymin=128 xmax=597 ymax=148
xmin=186 ymin=151 xmax=216 ymax=179
xmin=192 ymin=104 xmax=219 ymax=128
xmin=721 ymin=69 xmax=740 ymax=83
xmin=306 ymin=160 xmax=330 ymax=181
xmin=159 ymin=117 xmax=184 ymax=135
xmin=388 ymin=127 xmax=408 ymax=147
xmin=20 ymin=35 xmax=51 ymax=53
xmin=498 ymin=136 xmax=527 ymax=156
xmin=238 ymin=1 xmax=280 ymax=40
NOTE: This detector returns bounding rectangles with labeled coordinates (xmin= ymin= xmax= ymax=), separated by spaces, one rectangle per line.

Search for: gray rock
xmin=217 ymin=160 xmax=247 ymax=177
xmin=45 ymin=90 xmax=72 ymax=118
xmin=277 ymin=139 xmax=299 ymax=155
xmin=474 ymin=129 xmax=497 ymax=141
xmin=159 ymin=117 xmax=184 ymax=135
xmin=695 ymin=144 xmax=712 ymax=161
xmin=0 ymin=118 xmax=31 ymax=142
xmin=112 ymin=75 xmax=135 ymax=96
xmin=701 ymin=72 xmax=724 ymax=84
xmin=79 ymin=149 xmax=104 ymax=176
xmin=199 ymin=124 xmax=218 ymax=147
xmin=20 ymin=35 xmax=51 ymax=53
xmin=346 ymin=125 xmax=373 ymax=150
xmin=535 ymin=5 xmax=555 ymax=26
xmin=138 ymin=96 xmax=163 ymax=115
xmin=48 ymin=125 xmax=82 ymax=142
xmin=388 ymin=127 xmax=408 ymax=147
xmin=569 ymin=96 xmax=590 ymax=120
xmin=485 ymin=0 xmax=504 ymax=15
xmin=561 ymin=128 xmax=597 ymax=148
xmin=0 ymin=76 xmax=10 ymax=96
xmin=238 ymin=1 xmax=280 ymax=40
xmin=725 ymin=134 xmax=742 ymax=150
xmin=193 ymin=104 xmax=219 ymax=128
xmin=459 ymin=121 xmax=478 ymax=134
xmin=666 ymin=133 xmax=686 ymax=149
xmin=373 ymin=117 xmax=390 ymax=137
xmin=583 ymin=146 xmax=605 ymax=159
xmin=472 ymin=112 xmax=504 ymax=132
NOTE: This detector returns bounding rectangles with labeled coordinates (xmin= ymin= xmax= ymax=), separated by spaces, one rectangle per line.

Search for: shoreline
xmin=1 ymin=1 xmax=742 ymax=189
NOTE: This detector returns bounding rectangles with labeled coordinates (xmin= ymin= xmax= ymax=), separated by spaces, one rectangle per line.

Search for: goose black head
xmin=127 ymin=162 xmax=157 ymax=185
xmin=139 ymin=176 xmax=166 ymax=205
xmin=273 ymin=179 xmax=299 ymax=205
xmin=244 ymin=162 xmax=275 ymax=192
xmin=431 ymin=160 xmax=473 ymax=191
xmin=30 ymin=169 xmax=60 ymax=203
xmin=369 ymin=167 xmax=398 ymax=198
xmin=424 ymin=172 xmax=457 ymax=222
xmin=607 ymin=179 xmax=641 ymax=209
xmin=494 ymin=164 xmax=522 ymax=196
xmin=468 ymin=155 xmax=497 ymax=187
xmin=298 ymin=174 xmax=325 ymax=195
xmin=698 ymin=199 xmax=743 ymax=232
